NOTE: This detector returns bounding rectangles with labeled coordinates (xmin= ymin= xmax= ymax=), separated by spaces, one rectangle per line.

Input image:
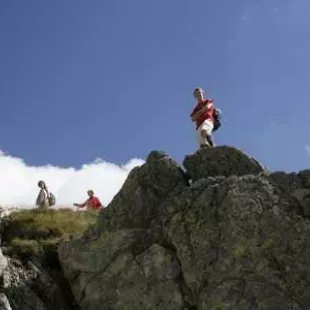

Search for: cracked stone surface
xmin=1 ymin=257 xmax=75 ymax=310
xmin=183 ymin=146 xmax=265 ymax=181
xmin=59 ymin=147 xmax=310 ymax=309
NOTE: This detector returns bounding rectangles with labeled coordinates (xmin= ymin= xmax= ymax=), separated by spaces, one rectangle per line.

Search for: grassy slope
xmin=1 ymin=208 xmax=98 ymax=259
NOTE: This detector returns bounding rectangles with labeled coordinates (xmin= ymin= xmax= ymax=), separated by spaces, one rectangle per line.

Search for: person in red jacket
xmin=190 ymin=87 xmax=217 ymax=149
xmin=74 ymin=190 xmax=103 ymax=211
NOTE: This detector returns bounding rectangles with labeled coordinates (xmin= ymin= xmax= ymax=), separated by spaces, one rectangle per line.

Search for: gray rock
xmin=164 ymin=175 xmax=303 ymax=309
xmin=58 ymin=148 xmax=310 ymax=309
xmin=269 ymin=170 xmax=310 ymax=216
xmin=183 ymin=145 xmax=265 ymax=181
xmin=0 ymin=249 xmax=7 ymax=276
xmin=2 ymin=257 xmax=74 ymax=310
xmin=96 ymin=150 xmax=188 ymax=232
xmin=0 ymin=294 xmax=11 ymax=310
xmin=2 ymin=258 xmax=47 ymax=310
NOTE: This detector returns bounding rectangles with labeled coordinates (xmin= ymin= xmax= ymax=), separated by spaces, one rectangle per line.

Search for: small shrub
xmin=9 ymin=238 xmax=41 ymax=259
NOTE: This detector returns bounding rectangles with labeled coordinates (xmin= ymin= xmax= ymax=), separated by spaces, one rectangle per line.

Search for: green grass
xmin=1 ymin=208 xmax=98 ymax=259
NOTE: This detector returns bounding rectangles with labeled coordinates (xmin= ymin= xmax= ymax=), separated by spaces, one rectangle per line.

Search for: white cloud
xmin=305 ymin=144 xmax=310 ymax=156
xmin=0 ymin=151 xmax=145 ymax=208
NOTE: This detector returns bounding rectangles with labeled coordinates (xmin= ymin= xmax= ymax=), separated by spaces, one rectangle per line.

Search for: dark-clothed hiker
xmin=36 ymin=180 xmax=56 ymax=209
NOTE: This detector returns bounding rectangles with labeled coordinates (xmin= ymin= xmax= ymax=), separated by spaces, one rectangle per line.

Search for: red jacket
xmin=87 ymin=196 xmax=103 ymax=210
xmin=190 ymin=99 xmax=215 ymax=129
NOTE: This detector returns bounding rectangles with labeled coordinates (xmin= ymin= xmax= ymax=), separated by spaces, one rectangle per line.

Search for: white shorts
xmin=196 ymin=120 xmax=214 ymax=146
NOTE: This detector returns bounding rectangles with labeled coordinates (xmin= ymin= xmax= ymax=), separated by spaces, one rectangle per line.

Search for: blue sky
xmin=1 ymin=0 xmax=310 ymax=172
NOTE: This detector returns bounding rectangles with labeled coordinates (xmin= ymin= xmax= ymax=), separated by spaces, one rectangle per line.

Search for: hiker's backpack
xmin=48 ymin=192 xmax=56 ymax=206
xmin=212 ymin=108 xmax=221 ymax=132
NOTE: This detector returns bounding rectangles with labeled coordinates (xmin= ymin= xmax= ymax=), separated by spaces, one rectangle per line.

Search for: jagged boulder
xmin=59 ymin=151 xmax=188 ymax=309
xmin=0 ymin=294 xmax=11 ymax=310
xmin=162 ymin=175 xmax=304 ymax=309
xmin=1 ymin=257 xmax=76 ymax=310
xmin=183 ymin=146 xmax=265 ymax=181
xmin=0 ymin=249 xmax=8 ymax=276
xmin=95 ymin=150 xmax=188 ymax=232
xmin=59 ymin=147 xmax=310 ymax=309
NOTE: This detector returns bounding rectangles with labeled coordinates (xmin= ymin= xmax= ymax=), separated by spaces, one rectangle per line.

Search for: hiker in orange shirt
xmin=190 ymin=87 xmax=221 ymax=149
xmin=74 ymin=190 xmax=103 ymax=211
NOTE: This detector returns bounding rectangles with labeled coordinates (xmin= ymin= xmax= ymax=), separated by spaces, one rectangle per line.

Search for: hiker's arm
xmin=191 ymin=103 xmax=213 ymax=121
xmin=191 ymin=112 xmax=199 ymax=121
xmin=190 ymin=107 xmax=200 ymax=121
xmin=73 ymin=202 xmax=86 ymax=208
xmin=79 ymin=198 xmax=90 ymax=208
xmin=192 ymin=105 xmax=207 ymax=118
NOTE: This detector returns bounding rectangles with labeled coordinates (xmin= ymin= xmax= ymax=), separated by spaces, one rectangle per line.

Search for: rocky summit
xmin=58 ymin=146 xmax=309 ymax=310
xmin=2 ymin=146 xmax=310 ymax=309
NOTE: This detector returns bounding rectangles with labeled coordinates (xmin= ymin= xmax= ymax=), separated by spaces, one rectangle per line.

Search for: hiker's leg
xmin=38 ymin=202 xmax=48 ymax=210
xmin=201 ymin=120 xmax=214 ymax=148
xmin=44 ymin=200 xmax=49 ymax=209
xmin=196 ymin=128 xmax=203 ymax=149
xmin=206 ymin=134 xmax=215 ymax=147
xmin=200 ymin=129 xmax=210 ymax=149
xmin=197 ymin=125 xmax=209 ymax=149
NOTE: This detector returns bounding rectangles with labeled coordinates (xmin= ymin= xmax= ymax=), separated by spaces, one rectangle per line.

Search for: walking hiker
xmin=36 ymin=180 xmax=56 ymax=209
xmin=74 ymin=190 xmax=103 ymax=211
xmin=190 ymin=87 xmax=221 ymax=149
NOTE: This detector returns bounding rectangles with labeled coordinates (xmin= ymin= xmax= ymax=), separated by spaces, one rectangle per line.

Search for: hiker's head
xmin=193 ymin=87 xmax=204 ymax=101
xmin=38 ymin=180 xmax=46 ymax=189
xmin=87 ymin=190 xmax=94 ymax=197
